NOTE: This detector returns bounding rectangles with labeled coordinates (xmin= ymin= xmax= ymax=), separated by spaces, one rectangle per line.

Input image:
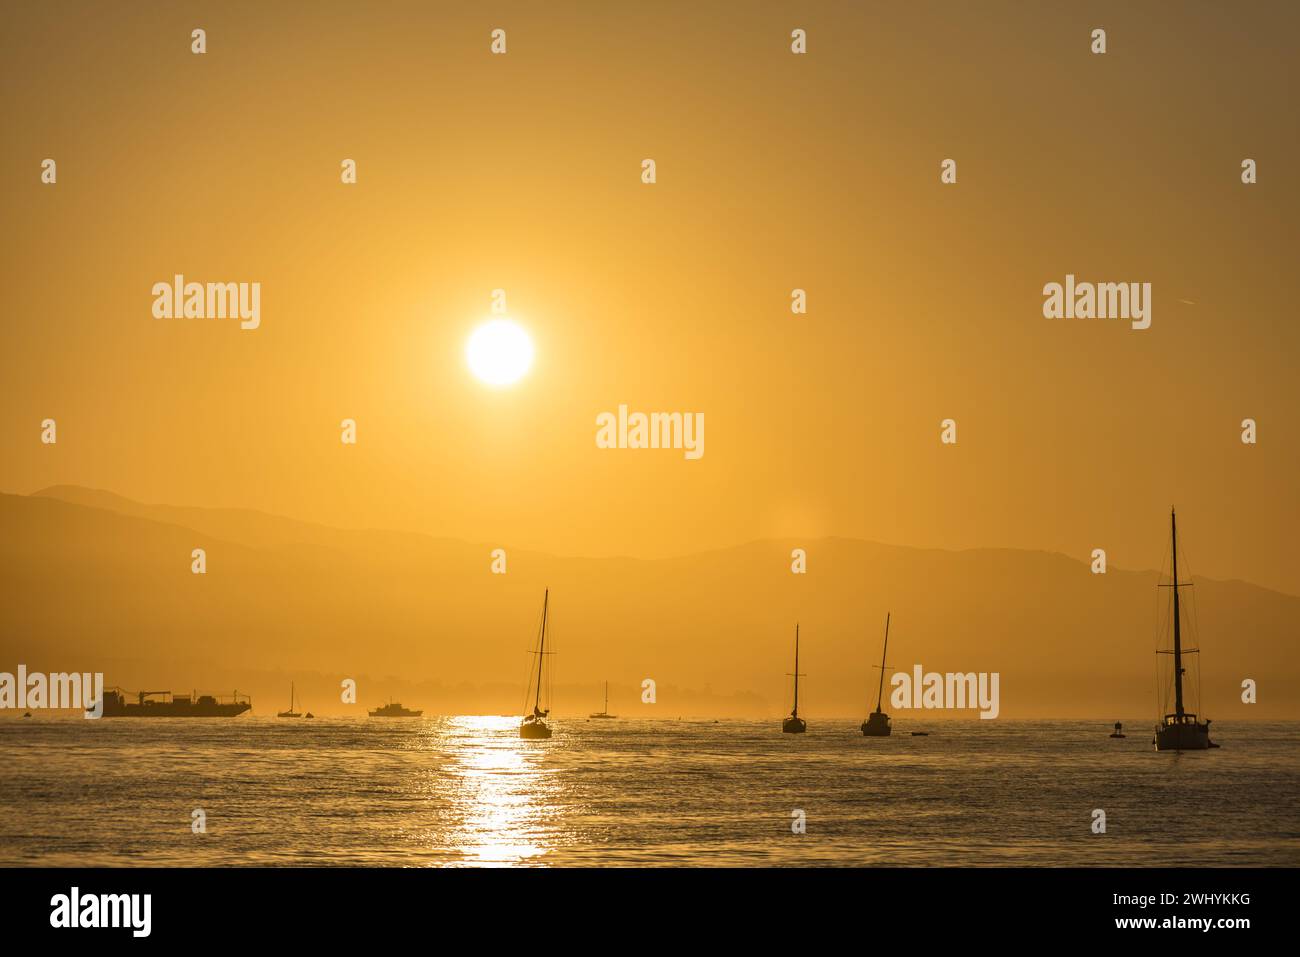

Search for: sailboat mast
xmin=534 ymin=589 xmax=548 ymax=713
xmin=792 ymin=624 xmax=799 ymax=718
xmin=875 ymin=613 xmax=890 ymax=713
xmin=1171 ymin=509 xmax=1184 ymax=717
xmin=604 ymin=681 xmax=608 ymax=712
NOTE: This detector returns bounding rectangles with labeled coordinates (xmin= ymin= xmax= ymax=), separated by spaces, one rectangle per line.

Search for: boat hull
xmin=92 ymin=690 xmax=250 ymax=717
xmin=861 ymin=711 xmax=891 ymax=737
xmin=369 ymin=704 xmax=422 ymax=717
xmin=520 ymin=719 xmax=552 ymax=739
xmin=782 ymin=716 xmax=806 ymax=734
xmin=95 ymin=702 xmax=250 ymax=717
xmin=1155 ymin=718 xmax=1217 ymax=751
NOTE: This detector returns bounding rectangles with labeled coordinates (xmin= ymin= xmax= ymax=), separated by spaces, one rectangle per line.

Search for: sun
xmin=466 ymin=319 xmax=534 ymax=387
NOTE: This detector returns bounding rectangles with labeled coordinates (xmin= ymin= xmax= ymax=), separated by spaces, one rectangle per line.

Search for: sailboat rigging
xmin=589 ymin=680 xmax=615 ymax=719
xmin=861 ymin=613 xmax=892 ymax=736
xmin=1153 ymin=509 xmax=1218 ymax=751
xmin=782 ymin=624 xmax=807 ymax=734
xmin=276 ymin=682 xmax=302 ymax=718
xmin=521 ymin=589 xmax=554 ymax=739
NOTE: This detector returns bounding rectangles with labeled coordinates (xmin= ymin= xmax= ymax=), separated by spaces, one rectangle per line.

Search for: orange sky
xmin=2 ymin=1 xmax=1298 ymax=595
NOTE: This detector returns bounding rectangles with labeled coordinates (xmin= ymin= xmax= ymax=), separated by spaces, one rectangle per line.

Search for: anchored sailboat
xmin=1153 ymin=509 xmax=1218 ymax=752
xmin=861 ymin=613 xmax=892 ymax=736
xmin=589 ymin=681 xmax=615 ymax=719
xmin=276 ymin=682 xmax=303 ymax=718
xmin=782 ymin=624 xmax=807 ymax=734
xmin=521 ymin=589 xmax=554 ymax=739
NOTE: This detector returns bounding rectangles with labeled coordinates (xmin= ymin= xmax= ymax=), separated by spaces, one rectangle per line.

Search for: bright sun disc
xmin=466 ymin=320 xmax=534 ymax=387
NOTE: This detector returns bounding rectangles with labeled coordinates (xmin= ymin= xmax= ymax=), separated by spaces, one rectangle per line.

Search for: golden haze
xmin=1 ymin=3 xmax=1297 ymax=717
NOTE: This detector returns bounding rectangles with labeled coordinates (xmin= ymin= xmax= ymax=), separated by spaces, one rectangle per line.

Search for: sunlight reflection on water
xmin=443 ymin=716 xmax=556 ymax=866
xmin=1 ymin=718 xmax=1297 ymax=867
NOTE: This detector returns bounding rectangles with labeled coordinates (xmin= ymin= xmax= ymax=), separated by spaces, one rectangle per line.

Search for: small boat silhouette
xmin=276 ymin=682 xmax=303 ymax=718
xmin=520 ymin=589 xmax=553 ymax=739
xmin=781 ymin=624 xmax=806 ymax=734
xmin=861 ymin=613 xmax=893 ymax=737
xmin=1153 ymin=509 xmax=1219 ymax=751
xmin=588 ymin=681 xmax=615 ymax=719
xmin=369 ymin=700 xmax=422 ymax=717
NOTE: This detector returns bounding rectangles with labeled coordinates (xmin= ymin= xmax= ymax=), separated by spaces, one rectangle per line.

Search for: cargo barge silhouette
xmin=90 ymin=688 xmax=252 ymax=717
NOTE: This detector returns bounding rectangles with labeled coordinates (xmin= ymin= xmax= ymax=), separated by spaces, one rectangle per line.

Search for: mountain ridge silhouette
xmin=4 ymin=487 xmax=1296 ymax=718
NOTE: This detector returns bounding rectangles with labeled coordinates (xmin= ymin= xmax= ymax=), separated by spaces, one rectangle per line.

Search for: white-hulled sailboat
xmin=782 ymin=624 xmax=807 ymax=733
xmin=1154 ymin=509 xmax=1218 ymax=751
xmin=861 ymin=613 xmax=892 ymax=736
xmin=521 ymin=589 xmax=553 ymax=739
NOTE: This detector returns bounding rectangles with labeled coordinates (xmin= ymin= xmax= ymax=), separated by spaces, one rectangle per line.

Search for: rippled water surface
xmin=1 ymin=718 xmax=1296 ymax=866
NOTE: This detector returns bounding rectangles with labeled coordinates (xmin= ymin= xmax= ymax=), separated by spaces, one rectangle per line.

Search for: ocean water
xmin=1 ymin=717 xmax=1296 ymax=867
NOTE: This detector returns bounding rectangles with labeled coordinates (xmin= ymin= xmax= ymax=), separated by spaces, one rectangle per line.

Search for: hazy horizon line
xmin=4 ymin=712 xmax=1294 ymax=723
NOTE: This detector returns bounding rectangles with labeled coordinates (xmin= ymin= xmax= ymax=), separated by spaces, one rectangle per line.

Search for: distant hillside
xmin=2 ymin=488 xmax=1296 ymax=719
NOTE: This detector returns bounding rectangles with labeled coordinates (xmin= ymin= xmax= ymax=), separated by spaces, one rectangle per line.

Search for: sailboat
xmin=589 ymin=681 xmax=615 ymax=719
xmin=782 ymin=624 xmax=807 ymax=733
xmin=520 ymin=589 xmax=553 ymax=739
xmin=1153 ymin=508 xmax=1218 ymax=751
xmin=276 ymin=682 xmax=303 ymax=718
xmin=861 ymin=613 xmax=892 ymax=736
